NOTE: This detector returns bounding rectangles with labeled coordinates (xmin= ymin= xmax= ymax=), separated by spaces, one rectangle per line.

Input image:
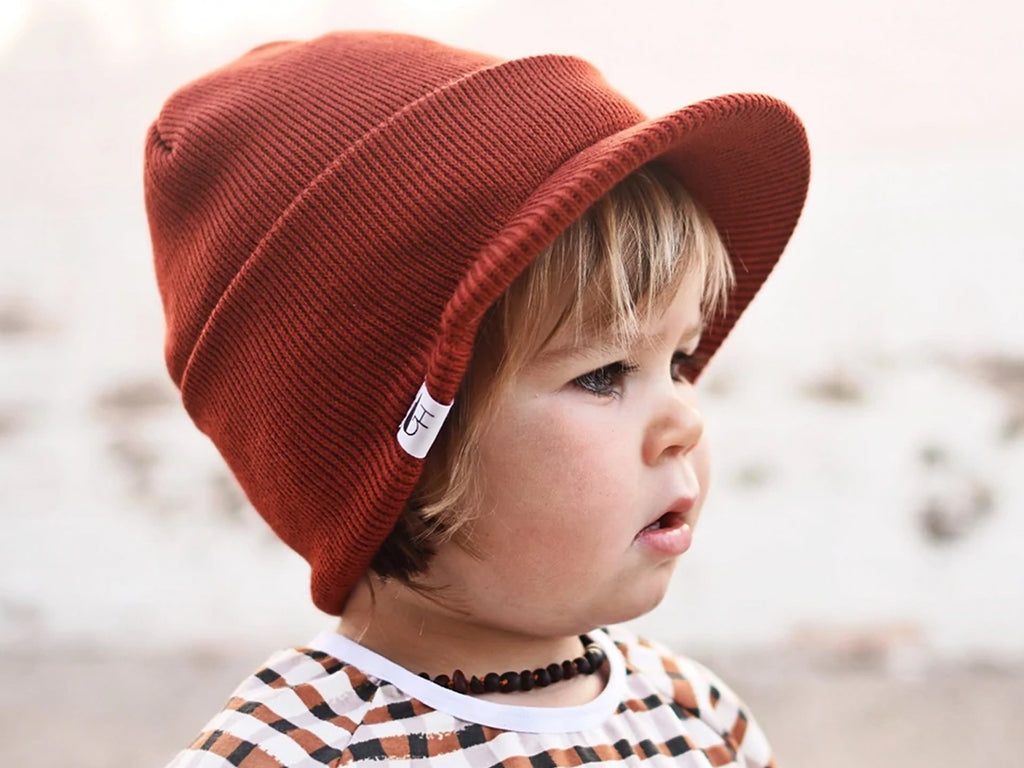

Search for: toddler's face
xmin=425 ymin=276 xmax=710 ymax=635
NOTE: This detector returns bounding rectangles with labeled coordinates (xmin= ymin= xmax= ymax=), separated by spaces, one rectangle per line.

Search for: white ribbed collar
xmin=306 ymin=627 xmax=626 ymax=734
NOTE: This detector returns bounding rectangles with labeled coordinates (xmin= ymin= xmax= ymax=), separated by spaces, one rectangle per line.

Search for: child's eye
xmin=572 ymin=362 xmax=637 ymax=397
xmin=671 ymin=351 xmax=701 ymax=383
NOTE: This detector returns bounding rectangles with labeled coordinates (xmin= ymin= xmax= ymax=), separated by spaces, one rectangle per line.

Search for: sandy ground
xmin=3 ymin=643 xmax=1021 ymax=767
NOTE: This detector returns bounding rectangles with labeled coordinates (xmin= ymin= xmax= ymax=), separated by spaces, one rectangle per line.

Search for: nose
xmin=642 ymin=388 xmax=704 ymax=465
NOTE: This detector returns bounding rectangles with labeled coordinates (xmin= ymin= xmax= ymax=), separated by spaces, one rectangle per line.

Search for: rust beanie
xmin=143 ymin=31 xmax=810 ymax=615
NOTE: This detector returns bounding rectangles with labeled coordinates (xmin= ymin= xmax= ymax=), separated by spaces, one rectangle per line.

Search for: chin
xmin=593 ymin=567 xmax=676 ymax=626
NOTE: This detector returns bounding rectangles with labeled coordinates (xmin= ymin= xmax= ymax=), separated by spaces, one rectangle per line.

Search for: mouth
xmin=638 ymin=510 xmax=686 ymax=535
xmin=633 ymin=497 xmax=696 ymax=557
xmin=637 ymin=496 xmax=696 ymax=534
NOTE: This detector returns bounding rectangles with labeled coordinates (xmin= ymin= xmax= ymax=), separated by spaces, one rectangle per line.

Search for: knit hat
xmin=144 ymin=31 xmax=810 ymax=615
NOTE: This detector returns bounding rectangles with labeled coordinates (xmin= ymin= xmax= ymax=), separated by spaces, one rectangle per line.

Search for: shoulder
xmin=604 ymin=625 xmax=775 ymax=768
xmin=164 ymin=645 xmax=385 ymax=768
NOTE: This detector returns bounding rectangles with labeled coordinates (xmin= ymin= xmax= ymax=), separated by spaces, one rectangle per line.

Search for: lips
xmin=639 ymin=510 xmax=686 ymax=534
xmin=633 ymin=497 xmax=697 ymax=557
xmin=637 ymin=496 xmax=696 ymax=534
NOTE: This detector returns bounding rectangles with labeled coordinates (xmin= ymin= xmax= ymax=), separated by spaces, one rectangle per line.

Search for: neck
xmin=338 ymin=575 xmax=607 ymax=706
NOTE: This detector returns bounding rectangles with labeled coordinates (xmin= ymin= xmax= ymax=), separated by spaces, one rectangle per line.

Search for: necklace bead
xmin=421 ymin=635 xmax=606 ymax=696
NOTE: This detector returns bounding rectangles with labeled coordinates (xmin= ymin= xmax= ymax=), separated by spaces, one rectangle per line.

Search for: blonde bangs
xmin=495 ymin=164 xmax=734 ymax=379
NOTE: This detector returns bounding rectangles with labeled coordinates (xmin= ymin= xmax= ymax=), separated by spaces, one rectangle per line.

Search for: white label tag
xmin=396 ymin=382 xmax=453 ymax=459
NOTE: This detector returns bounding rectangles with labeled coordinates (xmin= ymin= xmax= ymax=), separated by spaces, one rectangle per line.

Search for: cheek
xmin=487 ymin=395 xmax=609 ymax=469
xmin=474 ymin=403 xmax=627 ymax=531
xmin=482 ymin=415 xmax=599 ymax=505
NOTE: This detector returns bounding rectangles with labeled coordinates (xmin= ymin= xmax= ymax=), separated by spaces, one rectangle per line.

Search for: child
xmin=145 ymin=31 xmax=809 ymax=767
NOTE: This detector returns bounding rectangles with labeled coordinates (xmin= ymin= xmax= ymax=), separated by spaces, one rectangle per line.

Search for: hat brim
xmin=428 ymin=92 xmax=810 ymax=399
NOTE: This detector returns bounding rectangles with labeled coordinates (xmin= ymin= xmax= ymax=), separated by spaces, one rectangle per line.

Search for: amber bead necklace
xmin=418 ymin=634 xmax=607 ymax=696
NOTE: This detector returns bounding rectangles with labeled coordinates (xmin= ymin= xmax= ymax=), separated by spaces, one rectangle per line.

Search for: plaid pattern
xmin=166 ymin=626 xmax=774 ymax=767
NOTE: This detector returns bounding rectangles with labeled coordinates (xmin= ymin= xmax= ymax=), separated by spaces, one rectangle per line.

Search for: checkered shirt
xmin=165 ymin=625 xmax=775 ymax=767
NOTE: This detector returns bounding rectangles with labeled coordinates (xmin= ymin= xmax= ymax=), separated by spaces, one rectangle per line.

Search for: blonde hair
xmin=371 ymin=163 xmax=733 ymax=581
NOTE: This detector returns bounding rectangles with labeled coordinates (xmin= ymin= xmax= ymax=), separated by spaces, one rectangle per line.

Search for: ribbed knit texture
xmin=143 ymin=31 xmax=810 ymax=614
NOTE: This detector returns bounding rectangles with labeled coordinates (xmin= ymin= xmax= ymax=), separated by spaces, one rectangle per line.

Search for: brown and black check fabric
xmin=165 ymin=627 xmax=775 ymax=767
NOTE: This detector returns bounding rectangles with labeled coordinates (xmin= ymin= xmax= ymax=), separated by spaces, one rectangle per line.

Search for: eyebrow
xmin=537 ymin=319 xmax=705 ymax=364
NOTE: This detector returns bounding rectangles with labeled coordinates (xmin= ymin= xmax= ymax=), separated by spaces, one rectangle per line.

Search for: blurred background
xmin=1 ymin=0 xmax=1022 ymax=765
